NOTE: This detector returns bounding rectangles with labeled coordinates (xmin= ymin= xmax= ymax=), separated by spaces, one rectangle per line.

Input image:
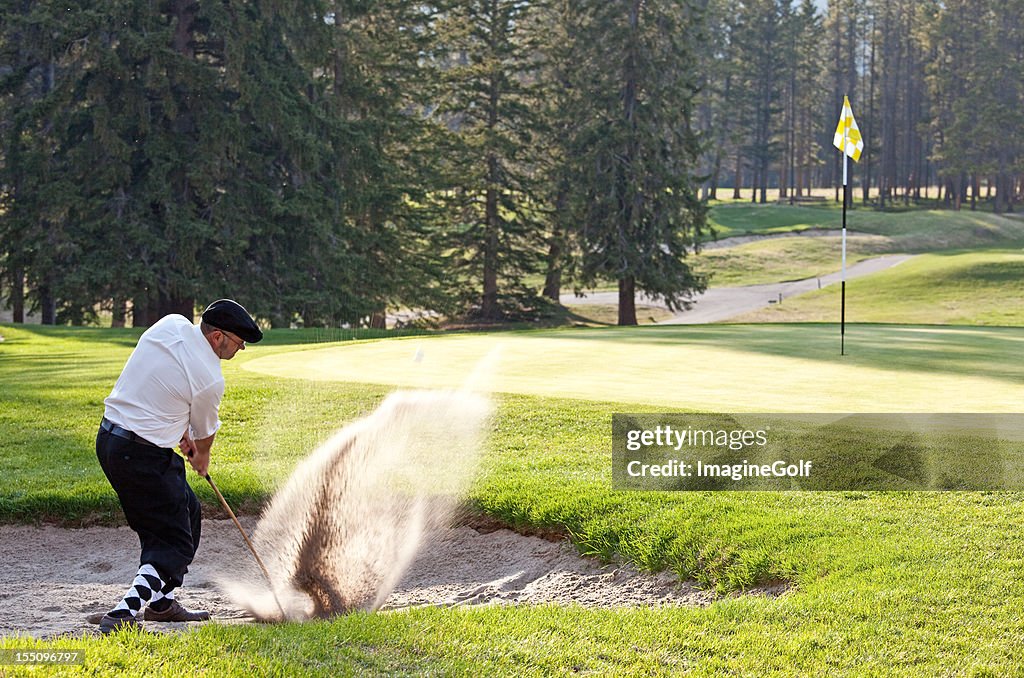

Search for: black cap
xmin=201 ymin=299 xmax=263 ymax=343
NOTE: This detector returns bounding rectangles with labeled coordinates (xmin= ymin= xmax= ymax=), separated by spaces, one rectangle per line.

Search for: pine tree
xmin=432 ymin=0 xmax=550 ymax=321
xmin=695 ymin=0 xmax=744 ymax=202
xmin=735 ymin=0 xmax=785 ymax=204
xmin=1 ymin=1 xmax=449 ymax=327
xmin=561 ymin=0 xmax=708 ymax=326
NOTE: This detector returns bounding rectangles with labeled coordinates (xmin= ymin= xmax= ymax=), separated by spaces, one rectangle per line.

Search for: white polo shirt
xmin=104 ymin=314 xmax=224 ymax=448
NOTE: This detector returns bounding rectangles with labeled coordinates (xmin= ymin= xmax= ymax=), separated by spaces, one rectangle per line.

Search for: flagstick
xmin=841 ymin=153 xmax=847 ymax=356
xmin=841 ymin=100 xmax=849 ymax=357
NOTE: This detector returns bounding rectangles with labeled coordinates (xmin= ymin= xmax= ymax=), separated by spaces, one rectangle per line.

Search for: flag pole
xmin=841 ymin=135 xmax=847 ymax=357
xmin=840 ymin=96 xmax=849 ymax=357
xmin=834 ymin=94 xmax=860 ymax=356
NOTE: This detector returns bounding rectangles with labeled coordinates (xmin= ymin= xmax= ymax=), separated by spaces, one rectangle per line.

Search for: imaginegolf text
xmin=626 ymin=459 xmax=813 ymax=480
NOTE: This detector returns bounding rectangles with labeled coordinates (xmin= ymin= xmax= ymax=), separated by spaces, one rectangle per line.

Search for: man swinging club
xmin=94 ymin=299 xmax=262 ymax=634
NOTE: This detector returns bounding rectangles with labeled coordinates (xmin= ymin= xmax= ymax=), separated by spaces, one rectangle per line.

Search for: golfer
xmin=95 ymin=299 xmax=262 ymax=634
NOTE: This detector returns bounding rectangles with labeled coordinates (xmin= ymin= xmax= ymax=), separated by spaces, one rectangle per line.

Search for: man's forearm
xmin=186 ymin=433 xmax=215 ymax=476
xmin=192 ymin=434 xmax=215 ymax=457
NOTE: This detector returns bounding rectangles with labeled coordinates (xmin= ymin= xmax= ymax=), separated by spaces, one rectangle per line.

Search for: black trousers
xmin=96 ymin=426 xmax=201 ymax=590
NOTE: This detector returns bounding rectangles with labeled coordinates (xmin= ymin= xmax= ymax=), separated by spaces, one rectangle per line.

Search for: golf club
xmin=180 ymin=446 xmax=287 ymax=620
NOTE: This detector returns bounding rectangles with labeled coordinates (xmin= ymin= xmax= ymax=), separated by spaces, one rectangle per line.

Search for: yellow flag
xmin=833 ymin=95 xmax=863 ymax=162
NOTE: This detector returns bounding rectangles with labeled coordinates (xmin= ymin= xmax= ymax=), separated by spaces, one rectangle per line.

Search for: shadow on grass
xmin=1 ymin=323 xmax=433 ymax=348
xmin=517 ymin=323 xmax=1024 ymax=385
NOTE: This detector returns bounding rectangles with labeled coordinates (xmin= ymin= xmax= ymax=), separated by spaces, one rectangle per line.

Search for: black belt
xmin=100 ymin=417 xmax=160 ymax=448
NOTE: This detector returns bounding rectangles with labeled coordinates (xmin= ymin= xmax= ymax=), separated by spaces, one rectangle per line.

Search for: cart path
xmin=560 ymin=254 xmax=915 ymax=324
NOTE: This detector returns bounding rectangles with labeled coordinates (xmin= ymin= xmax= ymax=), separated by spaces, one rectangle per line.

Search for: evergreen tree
xmin=533 ymin=0 xmax=576 ymax=302
xmin=0 ymin=1 xmax=87 ymax=323
xmin=735 ymin=0 xmax=785 ymax=204
xmin=926 ymin=0 xmax=1023 ymax=213
xmin=433 ymin=0 xmax=550 ymax=320
xmin=695 ymin=0 xmax=744 ymax=202
xmin=317 ymin=0 xmax=455 ymax=325
xmin=561 ymin=0 xmax=708 ymax=326
xmin=1 ymin=1 xmax=449 ymax=327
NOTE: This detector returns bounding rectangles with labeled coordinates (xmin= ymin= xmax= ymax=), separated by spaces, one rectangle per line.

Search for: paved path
xmin=560 ymin=254 xmax=915 ymax=324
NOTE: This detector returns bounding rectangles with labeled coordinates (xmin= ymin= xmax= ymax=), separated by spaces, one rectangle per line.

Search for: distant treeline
xmin=0 ymin=1 xmax=1018 ymax=327
xmin=700 ymin=0 xmax=1024 ymax=212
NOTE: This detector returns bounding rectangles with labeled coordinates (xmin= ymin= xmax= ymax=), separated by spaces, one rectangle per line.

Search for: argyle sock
xmin=148 ymin=586 xmax=176 ymax=612
xmin=108 ymin=564 xmax=164 ymax=618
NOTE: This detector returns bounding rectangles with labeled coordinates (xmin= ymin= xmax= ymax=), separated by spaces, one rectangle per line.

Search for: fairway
xmin=737 ymin=250 xmax=1024 ymax=325
xmin=242 ymin=324 xmax=1024 ymax=412
xmin=708 ymin=204 xmax=1024 ymax=248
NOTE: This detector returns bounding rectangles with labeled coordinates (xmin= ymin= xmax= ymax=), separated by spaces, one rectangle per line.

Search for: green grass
xmin=535 ymin=303 xmax=675 ymax=327
xmin=240 ymin=323 xmax=1024 ymax=412
xmin=707 ymin=203 xmax=841 ymax=237
xmin=0 ymin=325 xmax=404 ymax=522
xmin=735 ymin=250 xmax=1024 ymax=326
xmin=5 ymin=325 xmax=1024 ymax=674
xmin=689 ymin=205 xmax=1024 ymax=290
xmin=706 ymin=204 xmax=1024 ymax=248
xmin=11 ymin=321 xmax=1022 ymax=518
xmin=523 ymin=206 xmax=1024 ymax=293
xmin=692 ymin=234 xmax=893 ymax=286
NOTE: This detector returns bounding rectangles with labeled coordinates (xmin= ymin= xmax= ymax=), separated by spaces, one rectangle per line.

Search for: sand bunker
xmin=0 ymin=518 xmax=722 ymax=639
xmin=0 ymin=388 xmax=785 ymax=639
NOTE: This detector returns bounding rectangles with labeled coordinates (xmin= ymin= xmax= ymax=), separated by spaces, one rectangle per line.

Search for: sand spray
xmin=221 ymin=352 xmax=497 ymax=620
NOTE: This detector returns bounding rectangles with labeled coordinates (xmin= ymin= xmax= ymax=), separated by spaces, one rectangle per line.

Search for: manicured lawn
xmin=542 ymin=205 xmax=1024 ymax=292
xmin=4 ymin=324 xmax=1024 ymax=675
xmin=734 ymin=250 xmax=1024 ymax=326
xmin=692 ymin=234 xmax=891 ymax=286
xmin=240 ymin=323 xmax=1024 ymax=412
xmin=706 ymin=204 xmax=1024 ymax=249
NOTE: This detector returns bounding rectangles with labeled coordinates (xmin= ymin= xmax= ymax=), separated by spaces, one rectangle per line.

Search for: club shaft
xmin=204 ymin=473 xmax=288 ymax=620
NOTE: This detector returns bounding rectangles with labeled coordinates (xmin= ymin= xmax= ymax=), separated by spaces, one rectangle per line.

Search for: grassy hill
xmin=733 ymin=250 xmax=1024 ymax=326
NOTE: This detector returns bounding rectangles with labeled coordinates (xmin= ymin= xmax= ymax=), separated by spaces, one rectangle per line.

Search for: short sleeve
xmin=190 ymin=380 xmax=224 ymax=440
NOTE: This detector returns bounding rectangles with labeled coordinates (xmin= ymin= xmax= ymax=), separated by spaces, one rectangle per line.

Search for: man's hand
xmin=187 ymin=447 xmax=211 ymax=477
xmin=180 ymin=431 xmax=215 ymax=477
xmin=179 ymin=432 xmax=197 ymax=459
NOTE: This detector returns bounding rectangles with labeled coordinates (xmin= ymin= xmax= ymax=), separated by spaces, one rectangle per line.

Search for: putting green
xmin=242 ymin=324 xmax=1024 ymax=412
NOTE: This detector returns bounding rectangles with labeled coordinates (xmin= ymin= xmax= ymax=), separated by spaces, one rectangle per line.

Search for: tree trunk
xmin=708 ymin=148 xmax=723 ymax=202
xmin=11 ymin=268 xmax=24 ymax=323
xmin=158 ymin=292 xmax=194 ymax=320
xmin=864 ymin=15 xmax=876 ymax=205
xmin=542 ymin=238 xmax=562 ymax=301
xmin=733 ymin=150 xmax=742 ymax=199
xmin=617 ymin=275 xmax=637 ymax=326
xmin=759 ymin=160 xmax=768 ymax=204
xmin=543 ymin=189 xmax=568 ymax=301
xmin=132 ymin=290 xmax=158 ymax=328
xmin=111 ymin=297 xmax=126 ymax=328
xmin=40 ymin=284 xmax=56 ymax=325
xmin=481 ymin=176 xmax=500 ymax=320
xmin=480 ymin=60 xmax=501 ymax=320
xmin=131 ymin=298 xmax=146 ymax=328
